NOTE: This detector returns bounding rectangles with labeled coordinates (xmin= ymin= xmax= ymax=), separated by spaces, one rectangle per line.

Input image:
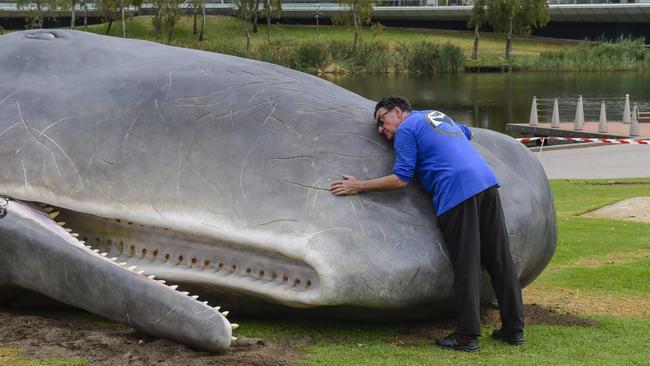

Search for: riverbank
xmin=69 ymin=15 xmax=650 ymax=74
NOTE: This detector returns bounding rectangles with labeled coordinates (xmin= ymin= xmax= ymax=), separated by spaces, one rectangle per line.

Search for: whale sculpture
xmin=0 ymin=30 xmax=556 ymax=352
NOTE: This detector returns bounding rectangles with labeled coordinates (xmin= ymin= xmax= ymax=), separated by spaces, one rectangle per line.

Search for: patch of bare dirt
xmin=0 ymin=308 xmax=303 ymax=366
xmin=582 ymin=196 xmax=650 ymax=223
xmin=565 ymin=250 xmax=650 ymax=268
xmin=395 ymin=303 xmax=596 ymax=346
xmin=523 ymin=285 xmax=650 ymax=319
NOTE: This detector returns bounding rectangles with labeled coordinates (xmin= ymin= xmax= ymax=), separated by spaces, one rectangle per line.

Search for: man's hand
xmin=330 ymin=175 xmax=361 ymax=196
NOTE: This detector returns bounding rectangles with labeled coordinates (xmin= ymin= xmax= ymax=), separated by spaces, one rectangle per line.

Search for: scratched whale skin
xmin=0 ymin=30 xmax=556 ymax=351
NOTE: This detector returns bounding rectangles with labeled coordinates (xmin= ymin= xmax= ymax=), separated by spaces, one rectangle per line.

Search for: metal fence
xmin=535 ymin=96 xmax=650 ymax=123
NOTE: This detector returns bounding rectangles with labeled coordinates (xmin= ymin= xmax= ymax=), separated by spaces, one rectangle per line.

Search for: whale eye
xmin=26 ymin=32 xmax=56 ymax=40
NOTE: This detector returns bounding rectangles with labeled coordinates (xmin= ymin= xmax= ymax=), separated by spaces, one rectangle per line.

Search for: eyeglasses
xmin=376 ymin=109 xmax=392 ymax=127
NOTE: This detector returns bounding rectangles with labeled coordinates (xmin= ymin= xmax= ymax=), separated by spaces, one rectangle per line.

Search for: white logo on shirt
xmin=426 ymin=111 xmax=448 ymax=128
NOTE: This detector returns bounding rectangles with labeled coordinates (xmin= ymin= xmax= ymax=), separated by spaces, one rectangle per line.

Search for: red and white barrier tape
xmin=517 ymin=137 xmax=649 ymax=145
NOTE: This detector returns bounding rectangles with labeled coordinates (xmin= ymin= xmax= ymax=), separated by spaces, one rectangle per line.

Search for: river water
xmin=327 ymin=71 xmax=650 ymax=134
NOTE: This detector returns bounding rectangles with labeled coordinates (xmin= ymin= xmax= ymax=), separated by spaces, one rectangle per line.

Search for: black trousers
xmin=436 ymin=186 xmax=524 ymax=337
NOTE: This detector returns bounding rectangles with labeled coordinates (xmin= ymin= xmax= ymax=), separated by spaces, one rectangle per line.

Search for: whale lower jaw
xmin=37 ymin=203 xmax=323 ymax=307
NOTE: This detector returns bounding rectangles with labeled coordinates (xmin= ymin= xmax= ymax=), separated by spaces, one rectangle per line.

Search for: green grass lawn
xmin=79 ymin=15 xmax=575 ymax=68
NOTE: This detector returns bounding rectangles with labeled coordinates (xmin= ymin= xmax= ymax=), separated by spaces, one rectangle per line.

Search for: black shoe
xmin=491 ymin=328 xmax=525 ymax=345
xmin=435 ymin=333 xmax=480 ymax=352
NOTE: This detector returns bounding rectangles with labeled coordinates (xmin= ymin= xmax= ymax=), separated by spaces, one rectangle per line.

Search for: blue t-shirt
xmin=392 ymin=110 xmax=499 ymax=216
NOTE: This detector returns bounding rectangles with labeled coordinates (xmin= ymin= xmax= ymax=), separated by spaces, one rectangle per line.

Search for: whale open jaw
xmin=0 ymin=198 xmax=235 ymax=352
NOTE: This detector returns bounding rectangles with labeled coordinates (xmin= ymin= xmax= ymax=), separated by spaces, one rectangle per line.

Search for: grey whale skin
xmin=0 ymin=30 xmax=556 ymax=351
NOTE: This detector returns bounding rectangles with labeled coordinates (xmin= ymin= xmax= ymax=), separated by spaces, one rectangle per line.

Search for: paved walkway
xmin=537 ymin=144 xmax=650 ymax=179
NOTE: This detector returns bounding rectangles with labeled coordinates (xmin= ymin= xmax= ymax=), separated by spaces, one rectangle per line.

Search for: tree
xmin=234 ymin=0 xmax=253 ymax=56
xmin=468 ymin=0 xmax=488 ymax=61
xmin=334 ymin=0 xmax=372 ymax=53
xmin=199 ymin=0 xmax=206 ymax=41
xmin=16 ymin=0 xmax=66 ymax=29
xmin=69 ymin=0 xmax=76 ymax=29
xmin=82 ymin=0 xmax=88 ymax=30
xmin=95 ymin=0 xmax=119 ymax=34
xmin=252 ymin=0 xmax=260 ymax=34
xmin=163 ymin=0 xmax=185 ymax=43
xmin=188 ymin=0 xmax=201 ymax=35
xmin=150 ymin=0 xmax=185 ymax=42
xmin=488 ymin=0 xmax=548 ymax=61
xmin=264 ymin=0 xmax=281 ymax=41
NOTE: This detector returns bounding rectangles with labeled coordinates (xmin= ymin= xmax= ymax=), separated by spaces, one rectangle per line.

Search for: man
xmin=329 ymin=96 xmax=524 ymax=352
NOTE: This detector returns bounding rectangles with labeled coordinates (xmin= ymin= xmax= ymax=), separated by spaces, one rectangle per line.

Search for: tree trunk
xmin=70 ymin=0 xmax=76 ymax=29
xmin=121 ymin=0 xmax=126 ymax=38
xmin=37 ymin=3 xmax=43 ymax=29
xmin=505 ymin=17 xmax=513 ymax=61
xmin=168 ymin=20 xmax=175 ymax=43
xmin=199 ymin=0 xmax=206 ymax=41
xmin=106 ymin=19 xmax=113 ymax=35
xmin=193 ymin=4 xmax=198 ymax=35
xmin=266 ymin=0 xmax=271 ymax=41
xmin=352 ymin=8 xmax=359 ymax=53
xmin=241 ymin=16 xmax=251 ymax=57
xmin=83 ymin=0 xmax=88 ymax=31
xmin=252 ymin=0 xmax=260 ymax=33
xmin=155 ymin=7 xmax=162 ymax=41
xmin=471 ymin=22 xmax=479 ymax=60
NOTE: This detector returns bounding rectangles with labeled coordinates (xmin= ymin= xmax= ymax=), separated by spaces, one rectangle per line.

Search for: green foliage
xmin=16 ymin=0 xmax=66 ymax=29
xmin=148 ymin=0 xmax=185 ymax=42
xmin=294 ymin=41 xmax=330 ymax=71
xmin=256 ymin=39 xmax=296 ymax=66
xmin=488 ymin=0 xmax=548 ymax=35
xmin=536 ymin=37 xmax=650 ymax=71
xmin=408 ymin=41 xmax=465 ymax=74
xmin=335 ymin=0 xmax=372 ymax=52
xmin=468 ymin=0 xmax=488 ymax=29
xmin=75 ymin=15 xmax=650 ymax=73
xmin=488 ymin=0 xmax=549 ymax=60
xmin=371 ymin=21 xmax=384 ymax=39
xmin=349 ymin=40 xmax=392 ymax=73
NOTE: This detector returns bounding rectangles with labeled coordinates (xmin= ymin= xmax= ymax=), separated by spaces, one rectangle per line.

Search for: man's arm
xmin=459 ymin=124 xmax=473 ymax=140
xmin=329 ymin=174 xmax=407 ymax=196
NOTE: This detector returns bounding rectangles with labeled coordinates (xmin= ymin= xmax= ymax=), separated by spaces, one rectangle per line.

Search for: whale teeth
xmin=147 ymin=275 xmax=156 ymax=279
xmin=109 ymin=257 xmax=117 ymax=262
xmin=136 ymin=270 xmax=145 ymax=275
xmin=231 ymin=336 xmax=237 ymax=341
xmin=100 ymin=253 xmax=108 ymax=257
xmin=48 ymin=211 xmax=60 ymax=219
xmin=190 ymin=295 xmax=199 ymax=300
xmin=71 ymin=233 xmax=79 ymax=237
xmin=214 ymin=306 xmax=221 ymax=311
xmin=231 ymin=324 xmax=239 ymax=330
xmin=92 ymin=249 xmax=99 ymax=253
xmin=127 ymin=266 xmax=137 ymax=271
xmin=43 ymin=207 xmax=53 ymax=213
xmin=57 ymin=222 xmax=65 ymax=226
xmin=37 ymin=203 xmax=47 ymax=207
xmin=119 ymin=262 xmax=128 ymax=266
xmin=85 ymin=245 xmax=92 ymax=249
xmin=65 ymin=228 xmax=72 ymax=232
xmin=201 ymin=301 xmax=208 ymax=305
xmin=157 ymin=280 xmax=167 ymax=284
xmin=79 ymin=241 xmax=86 ymax=245
xmin=221 ymin=311 xmax=229 ymax=317
xmin=169 ymin=285 xmax=178 ymax=290
xmin=180 ymin=291 xmax=189 ymax=296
